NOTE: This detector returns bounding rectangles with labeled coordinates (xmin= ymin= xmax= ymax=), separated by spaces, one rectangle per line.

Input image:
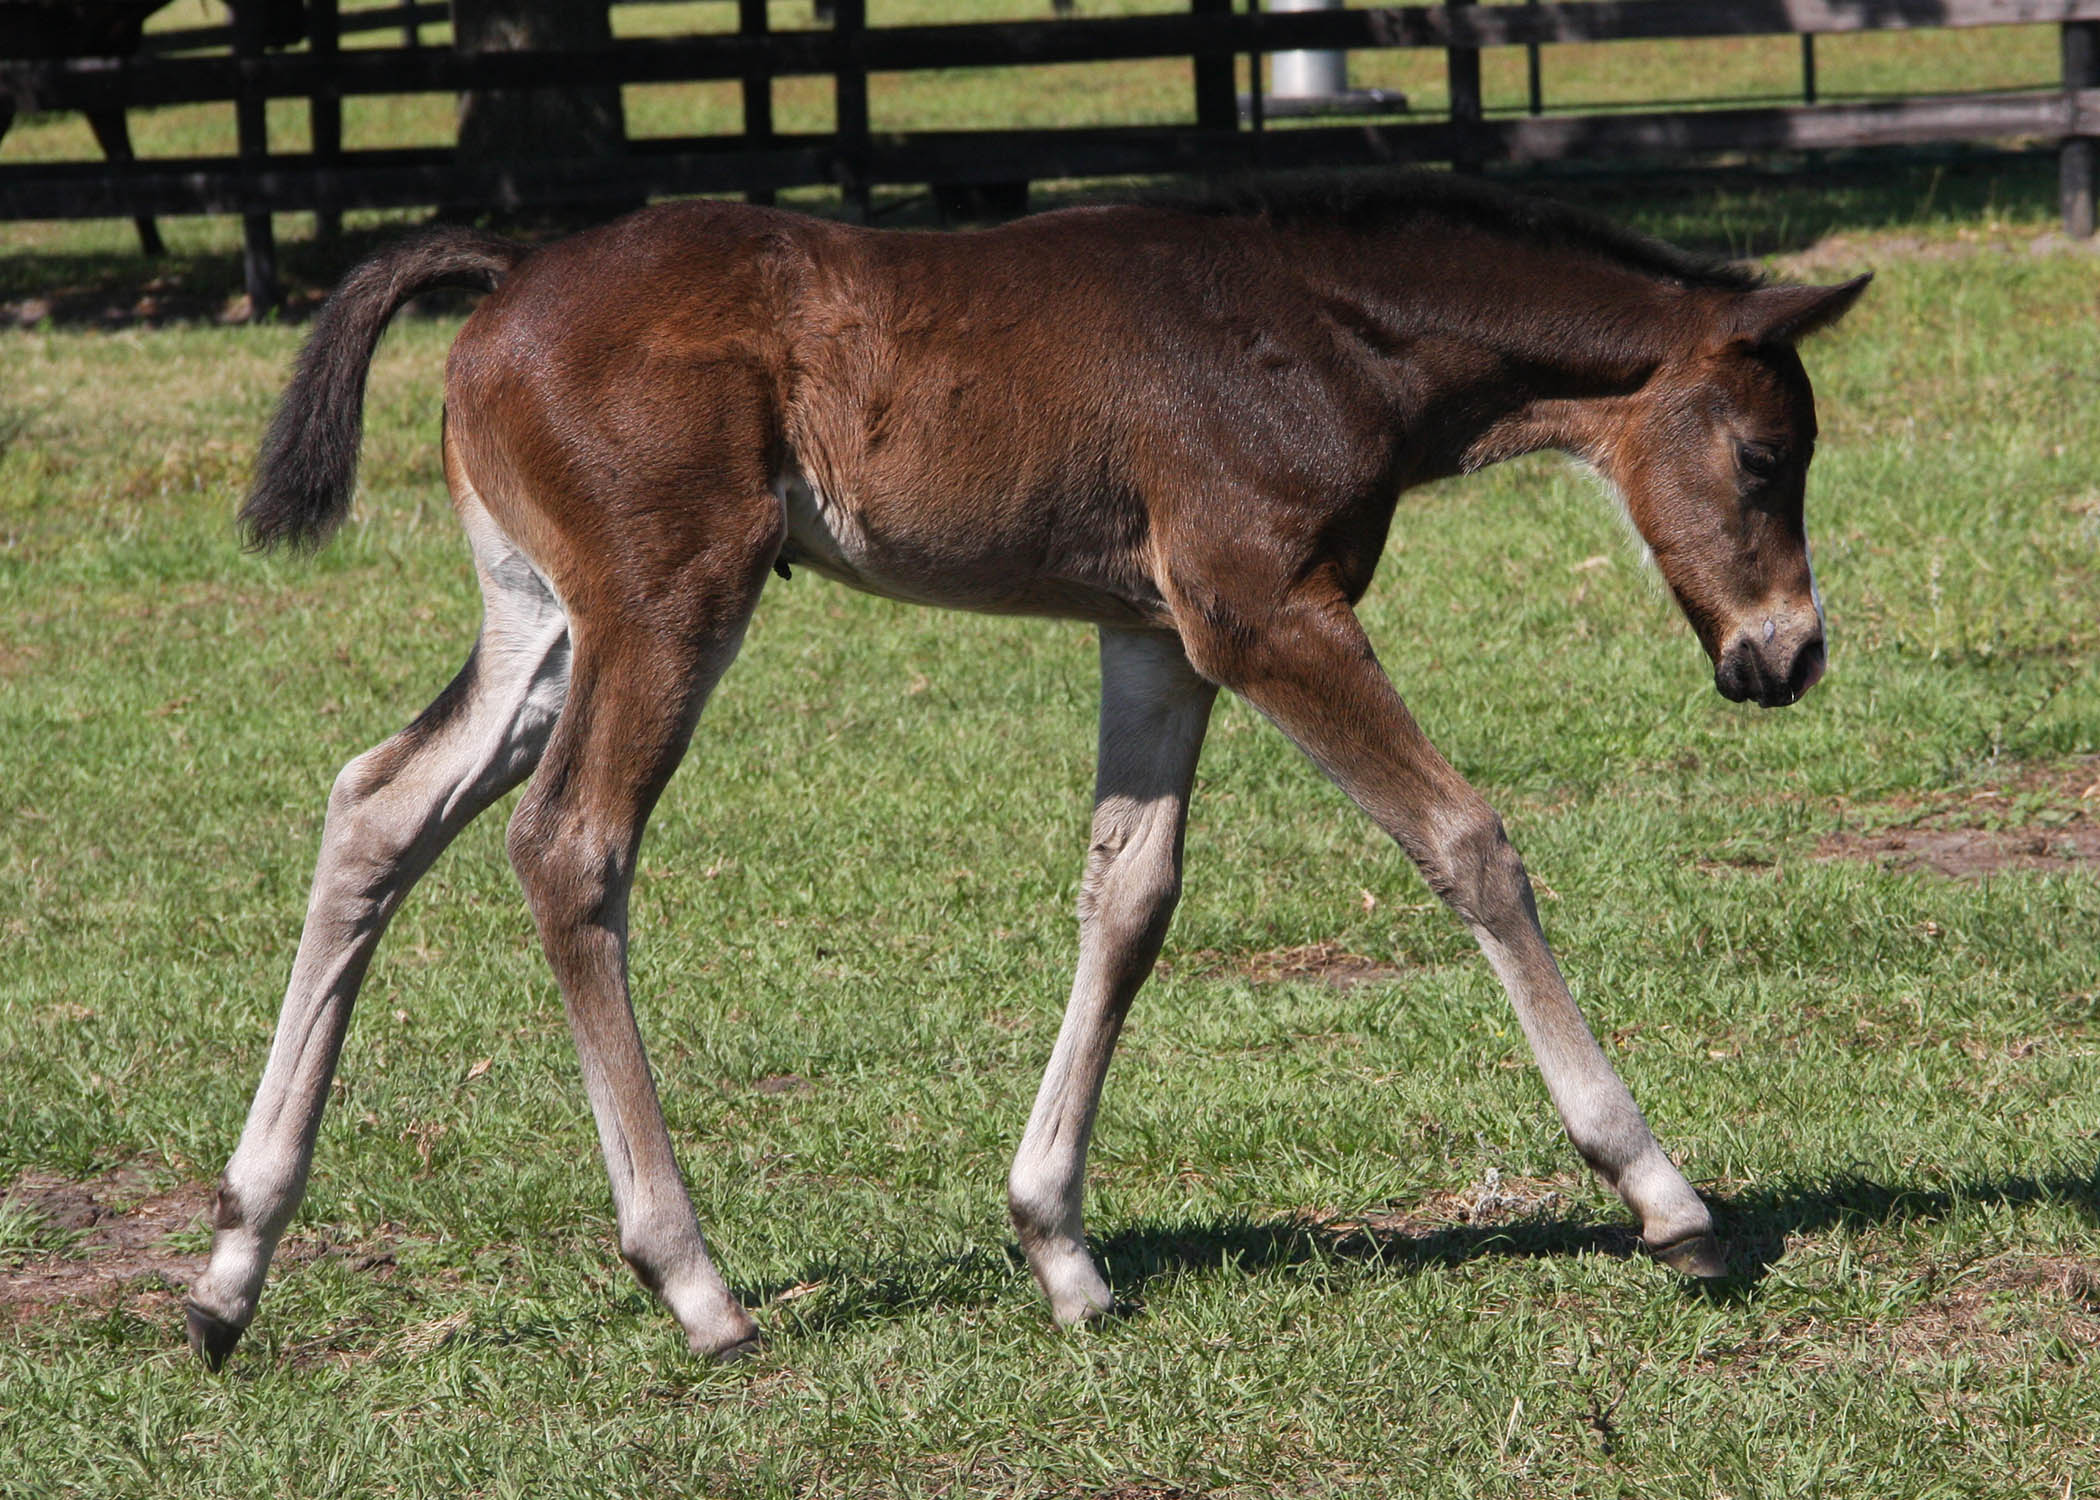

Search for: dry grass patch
xmin=1300 ymin=1170 xmax=1601 ymax=1247
xmin=0 ymin=1164 xmax=404 ymax=1332
xmin=1817 ymin=756 xmax=2100 ymax=880
xmin=1172 ymin=940 xmax=1411 ymax=991
xmin=0 ymin=1164 xmax=209 ymax=1321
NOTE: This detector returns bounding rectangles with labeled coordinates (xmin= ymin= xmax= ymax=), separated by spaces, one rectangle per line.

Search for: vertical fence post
xmin=1244 ymin=0 xmax=1265 ymax=141
xmin=1192 ymin=0 xmax=1237 ymax=134
xmin=740 ymin=0 xmax=775 ymax=206
xmin=233 ymin=0 xmax=278 ymax=315
xmin=2064 ymin=19 xmax=2099 ymax=238
xmin=401 ymin=0 xmax=421 ymax=50
xmin=1525 ymin=0 xmax=1542 ymax=116
xmin=1801 ymin=33 xmax=1817 ymax=105
xmin=311 ymin=0 xmax=342 ymax=240
xmin=833 ymin=0 xmax=870 ymax=221
xmin=1446 ymin=0 xmax=1482 ymax=172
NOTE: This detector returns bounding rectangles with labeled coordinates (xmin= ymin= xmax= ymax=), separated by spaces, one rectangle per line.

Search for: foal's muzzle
xmin=1715 ymin=626 xmax=1825 ymax=709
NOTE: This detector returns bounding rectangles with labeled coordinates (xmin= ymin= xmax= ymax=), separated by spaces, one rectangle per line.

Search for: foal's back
xmin=442 ymin=201 xmax=1402 ymax=627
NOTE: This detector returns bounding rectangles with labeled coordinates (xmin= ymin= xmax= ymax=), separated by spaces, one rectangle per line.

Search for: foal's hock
xmin=189 ymin=177 xmax=1867 ymax=1366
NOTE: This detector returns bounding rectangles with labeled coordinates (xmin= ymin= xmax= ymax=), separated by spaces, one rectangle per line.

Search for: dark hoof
xmin=1647 ymin=1230 xmax=1728 ymax=1279
xmin=708 ymin=1333 xmax=764 ymax=1364
xmin=185 ymin=1302 xmax=246 ymax=1371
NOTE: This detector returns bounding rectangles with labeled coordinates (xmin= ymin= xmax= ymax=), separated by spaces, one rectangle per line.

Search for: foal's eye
xmin=1736 ymin=444 xmax=1782 ymax=483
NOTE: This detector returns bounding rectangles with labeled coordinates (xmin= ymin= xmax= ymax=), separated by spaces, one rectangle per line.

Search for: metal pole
xmin=833 ymin=0 xmax=869 ymax=221
xmin=1245 ymin=0 xmax=1265 ymax=138
xmin=740 ymin=0 xmax=774 ymax=207
xmin=312 ymin=0 xmax=341 ymax=239
xmin=1269 ymin=0 xmax=1345 ymax=103
xmin=1192 ymin=0 xmax=1237 ymax=132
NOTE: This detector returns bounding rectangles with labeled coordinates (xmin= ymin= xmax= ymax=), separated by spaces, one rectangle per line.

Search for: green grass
xmin=4 ymin=200 xmax=2098 ymax=1495
xmin=5 ymin=13 xmax=2100 ymax=1498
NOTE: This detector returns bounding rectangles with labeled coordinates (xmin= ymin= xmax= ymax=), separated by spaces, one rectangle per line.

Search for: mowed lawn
xmin=5 ymin=61 xmax=2100 ymax=1500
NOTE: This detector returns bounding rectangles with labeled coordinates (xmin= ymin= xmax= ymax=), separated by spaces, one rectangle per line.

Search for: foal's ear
xmin=1730 ymin=273 xmax=1873 ymax=347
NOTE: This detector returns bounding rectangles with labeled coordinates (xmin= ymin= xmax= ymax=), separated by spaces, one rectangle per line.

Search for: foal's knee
xmin=1417 ymin=806 xmax=1532 ymax=929
xmin=1077 ymin=809 xmax=1183 ymax=949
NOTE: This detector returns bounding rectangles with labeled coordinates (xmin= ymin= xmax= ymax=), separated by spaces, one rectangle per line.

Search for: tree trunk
xmin=450 ymin=0 xmax=636 ymax=225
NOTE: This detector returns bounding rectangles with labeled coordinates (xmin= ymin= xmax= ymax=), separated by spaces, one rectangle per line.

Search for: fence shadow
xmin=1 ymin=146 xmax=2065 ymax=332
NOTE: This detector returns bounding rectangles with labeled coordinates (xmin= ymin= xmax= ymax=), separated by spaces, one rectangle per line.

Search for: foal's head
xmin=1603 ymin=274 xmax=1869 ymax=708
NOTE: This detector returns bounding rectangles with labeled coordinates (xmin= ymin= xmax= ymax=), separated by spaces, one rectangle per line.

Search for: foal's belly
xmin=771 ymin=462 xmax=1165 ymax=627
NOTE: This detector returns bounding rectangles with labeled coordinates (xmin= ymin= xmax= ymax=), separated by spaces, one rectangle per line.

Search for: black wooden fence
xmin=6 ymin=0 xmax=2099 ymax=313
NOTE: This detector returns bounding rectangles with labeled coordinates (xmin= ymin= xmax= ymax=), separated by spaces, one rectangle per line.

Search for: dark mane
xmin=1144 ymin=169 xmax=1766 ymax=293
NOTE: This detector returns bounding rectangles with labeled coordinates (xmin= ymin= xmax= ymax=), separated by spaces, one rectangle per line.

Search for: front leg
xmin=1010 ymin=628 xmax=1217 ymax=1323
xmin=1172 ymin=577 xmax=1724 ymax=1275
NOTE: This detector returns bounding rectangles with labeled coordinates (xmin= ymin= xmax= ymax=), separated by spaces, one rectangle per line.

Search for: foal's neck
xmin=1310 ymin=221 xmax=1716 ymax=478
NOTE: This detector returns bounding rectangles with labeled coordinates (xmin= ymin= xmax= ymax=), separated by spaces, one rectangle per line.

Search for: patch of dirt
xmin=751 ymin=1073 xmax=812 ymax=1096
xmin=3 ymin=280 xmax=328 ymax=331
xmin=0 ymin=1165 xmax=211 ymax=1319
xmin=1 ymin=1166 xmax=403 ymax=1329
xmin=1815 ymin=756 xmax=2100 ymax=881
xmin=1175 ymin=940 xmax=1411 ymax=991
xmin=1772 ymin=229 xmax=2100 ymax=279
xmin=1699 ymin=1253 xmax=2100 ymax=1379
xmin=1817 ymin=825 xmax=2100 ymax=880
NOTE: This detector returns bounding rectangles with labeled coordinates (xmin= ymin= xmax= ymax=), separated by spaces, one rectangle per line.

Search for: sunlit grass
xmin=2 ymin=11 xmax=2098 ymax=1497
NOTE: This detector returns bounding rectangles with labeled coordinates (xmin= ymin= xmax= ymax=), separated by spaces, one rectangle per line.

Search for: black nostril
xmin=1786 ymin=636 xmax=1826 ymax=701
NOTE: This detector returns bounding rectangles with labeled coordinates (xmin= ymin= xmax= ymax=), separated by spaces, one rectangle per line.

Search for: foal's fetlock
xmin=1589 ymin=1147 xmax=1724 ymax=1277
xmin=637 ymin=1259 xmax=761 ymax=1361
xmin=1021 ymin=1237 xmax=1116 ymax=1326
xmin=688 ymin=1316 xmax=764 ymax=1362
xmin=1633 ymin=1192 xmax=1728 ymax=1278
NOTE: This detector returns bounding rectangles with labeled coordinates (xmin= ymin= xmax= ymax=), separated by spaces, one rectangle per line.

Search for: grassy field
xmin=5 ymin=10 xmax=2100 ymax=1499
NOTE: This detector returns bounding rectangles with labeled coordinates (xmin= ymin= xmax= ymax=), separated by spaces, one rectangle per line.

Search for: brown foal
xmin=188 ymin=175 xmax=1867 ymax=1366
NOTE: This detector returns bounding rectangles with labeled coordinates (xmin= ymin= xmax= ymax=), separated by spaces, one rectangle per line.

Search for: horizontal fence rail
xmin=6 ymin=0 xmax=2099 ymax=309
xmin=7 ymin=91 xmax=2096 ymax=219
xmin=18 ymin=2 xmax=2100 ymax=110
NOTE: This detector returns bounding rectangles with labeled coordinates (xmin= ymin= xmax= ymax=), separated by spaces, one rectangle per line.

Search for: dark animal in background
xmin=188 ymin=173 xmax=1867 ymax=1365
xmin=0 ymin=0 xmax=308 ymax=255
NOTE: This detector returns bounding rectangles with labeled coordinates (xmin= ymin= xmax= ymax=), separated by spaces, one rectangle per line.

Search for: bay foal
xmin=188 ymin=176 xmax=1867 ymax=1366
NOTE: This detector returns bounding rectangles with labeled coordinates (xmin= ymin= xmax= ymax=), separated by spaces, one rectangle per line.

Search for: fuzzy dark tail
xmin=240 ymin=228 xmax=527 ymax=552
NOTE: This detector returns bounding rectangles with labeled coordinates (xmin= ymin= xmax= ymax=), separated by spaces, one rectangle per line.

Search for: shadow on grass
xmin=1098 ymin=1164 xmax=2100 ymax=1305
xmin=0 ymin=222 xmax=526 ymax=329
xmin=743 ymin=1163 xmax=2100 ymax=1339
xmin=0 ymin=146 xmax=2066 ymax=330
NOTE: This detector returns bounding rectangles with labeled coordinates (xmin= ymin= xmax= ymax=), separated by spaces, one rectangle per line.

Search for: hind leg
xmin=504 ymin=514 xmax=780 ymax=1360
xmin=188 ymin=517 xmax=570 ymax=1367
